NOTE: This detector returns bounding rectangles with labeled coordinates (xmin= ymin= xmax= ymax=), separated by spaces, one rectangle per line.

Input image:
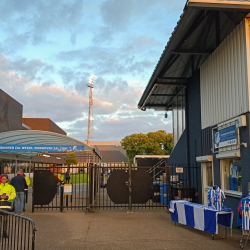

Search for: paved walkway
xmin=25 ymin=209 xmax=242 ymax=250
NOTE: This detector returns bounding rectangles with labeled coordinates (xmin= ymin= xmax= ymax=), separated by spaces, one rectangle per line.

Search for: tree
xmin=66 ymin=152 xmax=78 ymax=166
xmin=121 ymin=130 xmax=173 ymax=163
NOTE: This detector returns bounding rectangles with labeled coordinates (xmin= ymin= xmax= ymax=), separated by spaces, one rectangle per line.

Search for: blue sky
xmin=0 ymin=0 xmax=186 ymax=141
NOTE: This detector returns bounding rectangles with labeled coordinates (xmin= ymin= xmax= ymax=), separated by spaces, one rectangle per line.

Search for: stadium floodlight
xmin=88 ymin=74 xmax=97 ymax=88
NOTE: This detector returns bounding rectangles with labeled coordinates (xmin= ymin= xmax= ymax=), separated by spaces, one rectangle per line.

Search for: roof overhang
xmin=138 ymin=0 xmax=250 ymax=111
xmin=188 ymin=0 xmax=250 ymax=10
xmin=0 ymin=130 xmax=102 ymax=160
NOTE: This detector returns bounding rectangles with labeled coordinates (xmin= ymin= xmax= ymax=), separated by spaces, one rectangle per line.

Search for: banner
xmin=0 ymin=145 xmax=84 ymax=152
xmin=214 ymin=125 xmax=237 ymax=149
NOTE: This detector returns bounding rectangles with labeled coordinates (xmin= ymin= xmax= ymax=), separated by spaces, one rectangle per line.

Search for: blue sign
xmin=0 ymin=145 xmax=85 ymax=152
xmin=214 ymin=125 xmax=237 ymax=149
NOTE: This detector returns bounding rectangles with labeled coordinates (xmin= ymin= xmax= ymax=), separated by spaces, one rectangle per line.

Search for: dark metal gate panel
xmin=131 ymin=170 xmax=153 ymax=204
xmin=32 ymin=164 xmax=90 ymax=212
xmin=107 ymin=170 xmax=129 ymax=204
xmin=33 ymin=170 xmax=57 ymax=205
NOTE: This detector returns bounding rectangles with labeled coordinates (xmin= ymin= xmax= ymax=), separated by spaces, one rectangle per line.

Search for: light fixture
xmin=88 ymin=74 xmax=97 ymax=88
xmin=56 ymin=157 xmax=61 ymax=159
xmin=43 ymin=154 xmax=50 ymax=158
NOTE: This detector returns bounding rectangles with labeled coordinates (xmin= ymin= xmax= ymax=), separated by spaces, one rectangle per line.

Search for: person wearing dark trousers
xmin=0 ymin=174 xmax=16 ymax=238
xmin=10 ymin=170 xmax=27 ymax=215
xmin=65 ymin=169 xmax=70 ymax=184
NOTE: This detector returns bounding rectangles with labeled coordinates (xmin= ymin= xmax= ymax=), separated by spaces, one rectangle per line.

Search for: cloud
xmin=67 ymin=112 xmax=172 ymax=141
xmin=0 ymin=0 xmax=185 ymax=141
xmin=0 ymin=0 xmax=85 ymax=48
xmin=57 ymin=44 xmax=155 ymax=76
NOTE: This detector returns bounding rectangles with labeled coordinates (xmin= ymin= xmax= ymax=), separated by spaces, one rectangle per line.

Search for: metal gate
xmin=32 ymin=162 xmax=198 ymax=212
xmin=32 ymin=164 xmax=91 ymax=211
xmin=92 ymin=163 xmax=169 ymax=210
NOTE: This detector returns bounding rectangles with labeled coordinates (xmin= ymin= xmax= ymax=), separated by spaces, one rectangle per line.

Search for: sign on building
xmin=0 ymin=144 xmax=85 ymax=152
xmin=176 ymin=167 xmax=183 ymax=173
xmin=214 ymin=125 xmax=237 ymax=149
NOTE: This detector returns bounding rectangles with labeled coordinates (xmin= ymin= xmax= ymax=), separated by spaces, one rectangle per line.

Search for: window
xmin=201 ymin=161 xmax=213 ymax=205
xmin=221 ymin=159 xmax=241 ymax=192
xmin=206 ymin=162 xmax=213 ymax=187
xmin=172 ymin=89 xmax=186 ymax=147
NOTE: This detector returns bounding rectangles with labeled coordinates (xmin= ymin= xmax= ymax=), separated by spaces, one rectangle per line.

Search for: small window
xmin=206 ymin=162 xmax=213 ymax=187
xmin=222 ymin=159 xmax=241 ymax=192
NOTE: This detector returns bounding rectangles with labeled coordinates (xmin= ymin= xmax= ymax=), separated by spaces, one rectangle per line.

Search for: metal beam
xmin=144 ymin=104 xmax=167 ymax=108
xmin=155 ymin=82 xmax=186 ymax=87
xmin=215 ymin=11 xmax=220 ymax=47
xmin=157 ymin=77 xmax=189 ymax=80
xmin=171 ymin=50 xmax=212 ymax=55
xmin=151 ymin=94 xmax=176 ymax=97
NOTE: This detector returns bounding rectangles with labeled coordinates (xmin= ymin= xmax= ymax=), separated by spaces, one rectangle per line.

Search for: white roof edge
xmin=134 ymin=155 xmax=170 ymax=158
xmin=0 ymin=130 xmax=92 ymax=149
xmin=188 ymin=0 xmax=250 ymax=9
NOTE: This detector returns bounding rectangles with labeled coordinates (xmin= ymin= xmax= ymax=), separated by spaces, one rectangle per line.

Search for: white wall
xmin=200 ymin=19 xmax=250 ymax=129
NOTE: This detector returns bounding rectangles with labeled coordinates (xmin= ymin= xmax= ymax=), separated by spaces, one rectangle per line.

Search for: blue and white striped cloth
xmin=169 ymin=200 xmax=233 ymax=234
xmin=207 ymin=186 xmax=225 ymax=211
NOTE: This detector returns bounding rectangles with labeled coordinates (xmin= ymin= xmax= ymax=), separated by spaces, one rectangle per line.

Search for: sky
xmin=0 ymin=0 xmax=187 ymax=141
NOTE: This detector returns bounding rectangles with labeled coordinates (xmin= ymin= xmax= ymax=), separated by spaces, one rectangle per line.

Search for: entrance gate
xmin=32 ymin=162 xmax=198 ymax=212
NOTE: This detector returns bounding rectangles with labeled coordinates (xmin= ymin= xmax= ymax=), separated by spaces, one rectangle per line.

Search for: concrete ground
xmin=24 ymin=208 xmax=244 ymax=250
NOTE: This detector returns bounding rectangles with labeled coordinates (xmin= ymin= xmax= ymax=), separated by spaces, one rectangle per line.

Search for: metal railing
xmin=0 ymin=210 xmax=36 ymax=250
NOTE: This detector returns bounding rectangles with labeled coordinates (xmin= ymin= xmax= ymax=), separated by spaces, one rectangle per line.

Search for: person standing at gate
xmin=0 ymin=174 xmax=16 ymax=238
xmin=10 ymin=170 xmax=28 ymax=215
xmin=0 ymin=175 xmax=16 ymax=211
xmin=65 ymin=169 xmax=70 ymax=184
xmin=21 ymin=169 xmax=31 ymax=212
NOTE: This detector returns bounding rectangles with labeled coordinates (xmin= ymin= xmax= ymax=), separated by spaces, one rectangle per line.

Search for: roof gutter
xmin=188 ymin=0 xmax=250 ymax=10
xmin=139 ymin=84 xmax=158 ymax=111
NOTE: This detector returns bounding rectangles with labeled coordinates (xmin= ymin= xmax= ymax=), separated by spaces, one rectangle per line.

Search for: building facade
xmin=138 ymin=0 xmax=250 ymax=225
xmin=0 ymin=89 xmax=27 ymax=133
xmin=22 ymin=118 xmax=67 ymax=135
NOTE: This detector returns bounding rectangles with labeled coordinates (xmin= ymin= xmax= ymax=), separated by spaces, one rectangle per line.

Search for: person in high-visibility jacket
xmin=24 ymin=175 xmax=31 ymax=186
xmin=57 ymin=173 xmax=64 ymax=182
xmin=21 ymin=170 xmax=31 ymax=212
xmin=0 ymin=174 xmax=16 ymax=211
xmin=0 ymin=174 xmax=16 ymax=238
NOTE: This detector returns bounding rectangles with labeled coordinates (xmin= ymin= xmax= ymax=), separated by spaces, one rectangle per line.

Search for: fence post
xmin=91 ymin=155 xmax=96 ymax=210
xmin=60 ymin=184 xmax=64 ymax=212
xmin=128 ymin=163 xmax=132 ymax=212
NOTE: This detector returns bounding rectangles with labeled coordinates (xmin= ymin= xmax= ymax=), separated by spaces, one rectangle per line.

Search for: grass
xmin=67 ymin=173 xmax=89 ymax=184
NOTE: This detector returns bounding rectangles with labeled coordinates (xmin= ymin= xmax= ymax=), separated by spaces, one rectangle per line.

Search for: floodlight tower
xmin=86 ymin=74 xmax=97 ymax=145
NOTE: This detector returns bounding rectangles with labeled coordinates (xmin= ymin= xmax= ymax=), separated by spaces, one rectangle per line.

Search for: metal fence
xmin=167 ymin=164 xmax=199 ymax=205
xmin=32 ymin=162 xmax=198 ymax=212
xmin=0 ymin=210 xmax=36 ymax=250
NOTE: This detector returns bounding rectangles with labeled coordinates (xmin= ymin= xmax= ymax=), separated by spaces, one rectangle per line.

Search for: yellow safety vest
xmin=0 ymin=183 xmax=16 ymax=208
xmin=24 ymin=176 xmax=31 ymax=186
xmin=57 ymin=174 xmax=64 ymax=181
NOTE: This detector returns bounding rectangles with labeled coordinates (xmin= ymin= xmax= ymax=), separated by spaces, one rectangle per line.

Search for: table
xmin=169 ymin=200 xmax=233 ymax=237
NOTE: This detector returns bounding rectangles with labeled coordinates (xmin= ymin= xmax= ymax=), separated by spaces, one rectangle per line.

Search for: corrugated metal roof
xmin=138 ymin=0 xmax=250 ymax=111
xmin=0 ymin=130 xmax=103 ymax=159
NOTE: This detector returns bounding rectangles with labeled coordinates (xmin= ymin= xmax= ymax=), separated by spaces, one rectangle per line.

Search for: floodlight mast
xmin=86 ymin=75 xmax=97 ymax=145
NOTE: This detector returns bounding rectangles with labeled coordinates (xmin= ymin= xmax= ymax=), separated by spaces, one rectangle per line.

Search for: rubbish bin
xmin=159 ymin=183 xmax=167 ymax=205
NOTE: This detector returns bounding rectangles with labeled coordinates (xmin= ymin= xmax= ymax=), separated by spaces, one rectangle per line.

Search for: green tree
xmin=66 ymin=152 xmax=78 ymax=166
xmin=121 ymin=130 xmax=173 ymax=163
